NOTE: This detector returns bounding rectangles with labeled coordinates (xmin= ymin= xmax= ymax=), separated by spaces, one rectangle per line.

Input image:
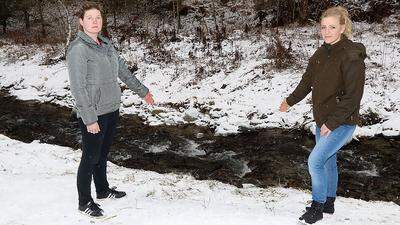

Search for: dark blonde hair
xmin=321 ymin=6 xmax=352 ymax=39
xmin=77 ymin=2 xmax=103 ymax=31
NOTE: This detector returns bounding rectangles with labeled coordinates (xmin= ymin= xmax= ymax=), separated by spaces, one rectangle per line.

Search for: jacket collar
xmin=322 ymin=34 xmax=349 ymax=50
xmin=322 ymin=34 xmax=349 ymax=53
xmin=77 ymin=31 xmax=111 ymax=49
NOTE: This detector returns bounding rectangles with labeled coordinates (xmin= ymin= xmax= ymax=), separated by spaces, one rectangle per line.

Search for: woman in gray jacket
xmin=67 ymin=2 xmax=154 ymax=218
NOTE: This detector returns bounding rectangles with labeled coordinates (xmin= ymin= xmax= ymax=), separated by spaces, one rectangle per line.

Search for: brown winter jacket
xmin=286 ymin=35 xmax=367 ymax=131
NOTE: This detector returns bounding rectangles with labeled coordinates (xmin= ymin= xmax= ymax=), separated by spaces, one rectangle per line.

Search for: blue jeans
xmin=308 ymin=124 xmax=356 ymax=203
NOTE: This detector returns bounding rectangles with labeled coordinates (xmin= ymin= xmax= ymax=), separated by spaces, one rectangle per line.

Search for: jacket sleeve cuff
xmin=286 ymin=96 xmax=296 ymax=107
xmin=324 ymin=120 xmax=340 ymax=132
xmin=80 ymin=110 xmax=98 ymax=125
xmin=137 ymin=86 xmax=149 ymax=98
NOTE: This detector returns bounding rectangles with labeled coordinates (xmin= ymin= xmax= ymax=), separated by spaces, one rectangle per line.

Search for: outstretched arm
xmin=117 ymin=54 xmax=149 ymax=98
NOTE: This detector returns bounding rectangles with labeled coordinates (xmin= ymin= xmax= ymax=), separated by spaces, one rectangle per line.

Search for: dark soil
xmin=0 ymin=89 xmax=398 ymax=205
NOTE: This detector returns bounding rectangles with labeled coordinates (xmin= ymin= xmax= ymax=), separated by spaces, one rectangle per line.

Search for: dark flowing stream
xmin=0 ymin=89 xmax=399 ymax=205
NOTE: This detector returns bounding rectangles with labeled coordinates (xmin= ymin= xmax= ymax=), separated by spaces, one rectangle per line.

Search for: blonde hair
xmin=321 ymin=6 xmax=352 ymax=39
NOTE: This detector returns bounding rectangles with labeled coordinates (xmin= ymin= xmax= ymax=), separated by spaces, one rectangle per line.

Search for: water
xmin=0 ymin=89 xmax=398 ymax=205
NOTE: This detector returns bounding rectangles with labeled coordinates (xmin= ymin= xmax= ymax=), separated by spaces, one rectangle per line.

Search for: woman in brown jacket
xmin=280 ymin=6 xmax=366 ymax=224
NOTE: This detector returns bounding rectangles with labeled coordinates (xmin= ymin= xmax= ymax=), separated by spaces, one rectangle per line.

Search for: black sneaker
xmin=97 ymin=186 xmax=126 ymax=199
xmin=78 ymin=201 xmax=104 ymax=218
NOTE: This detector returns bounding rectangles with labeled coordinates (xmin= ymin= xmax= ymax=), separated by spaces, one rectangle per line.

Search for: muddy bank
xmin=0 ymin=89 xmax=399 ymax=205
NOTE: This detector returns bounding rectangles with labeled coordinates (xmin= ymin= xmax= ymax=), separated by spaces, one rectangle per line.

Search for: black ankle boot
xmin=299 ymin=201 xmax=324 ymax=224
xmin=306 ymin=197 xmax=335 ymax=214
xmin=323 ymin=197 xmax=335 ymax=214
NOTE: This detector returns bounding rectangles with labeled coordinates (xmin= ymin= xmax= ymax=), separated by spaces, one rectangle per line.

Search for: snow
xmin=1 ymin=18 xmax=400 ymax=138
xmin=0 ymin=134 xmax=399 ymax=225
xmin=1 ymin=5 xmax=399 ymax=225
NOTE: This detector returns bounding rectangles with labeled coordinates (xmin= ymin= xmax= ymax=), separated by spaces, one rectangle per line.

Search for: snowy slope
xmin=0 ymin=134 xmax=399 ymax=225
xmin=1 ymin=16 xmax=400 ymax=137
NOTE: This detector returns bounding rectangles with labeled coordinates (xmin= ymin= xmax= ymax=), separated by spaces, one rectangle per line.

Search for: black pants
xmin=77 ymin=110 xmax=119 ymax=206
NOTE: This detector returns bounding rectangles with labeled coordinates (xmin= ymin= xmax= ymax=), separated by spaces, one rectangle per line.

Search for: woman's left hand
xmin=320 ymin=124 xmax=331 ymax=136
xmin=144 ymin=92 xmax=154 ymax=105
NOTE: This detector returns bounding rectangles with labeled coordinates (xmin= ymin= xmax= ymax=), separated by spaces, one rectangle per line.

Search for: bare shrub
xmin=267 ymin=30 xmax=294 ymax=70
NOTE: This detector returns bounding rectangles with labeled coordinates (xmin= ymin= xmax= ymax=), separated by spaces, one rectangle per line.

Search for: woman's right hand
xmin=279 ymin=98 xmax=290 ymax=112
xmin=87 ymin=122 xmax=100 ymax=134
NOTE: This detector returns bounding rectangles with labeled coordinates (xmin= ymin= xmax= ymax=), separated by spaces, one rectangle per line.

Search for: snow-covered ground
xmin=0 ymin=134 xmax=399 ymax=225
xmin=1 ymin=17 xmax=400 ymax=137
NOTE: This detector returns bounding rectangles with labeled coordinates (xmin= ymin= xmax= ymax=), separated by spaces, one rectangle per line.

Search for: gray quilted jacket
xmin=67 ymin=31 xmax=148 ymax=125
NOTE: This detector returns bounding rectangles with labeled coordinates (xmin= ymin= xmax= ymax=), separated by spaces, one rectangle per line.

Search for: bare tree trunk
xmin=211 ymin=1 xmax=220 ymax=34
xmin=176 ymin=0 xmax=181 ymax=31
xmin=199 ymin=8 xmax=209 ymax=36
xmin=113 ymin=1 xmax=117 ymax=29
xmin=299 ymin=0 xmax=308 ymax=25
xmin=173 ymin=0 xmax=182 ymax=32
xmin=23 ymin=9 xmax=30 ymax=31
xmin=102 ymin=16 xmax=110 ymax=38
xmin=100 ymin=0 xmax=110 ymax=38
xmin=1 ymin=19 xmax=6 ymax=34
xmin=56 ymin=0 xmax=71 ymax=56
xmin=211 ymin=1 xmax=223 ymax=52
xmin=0 ymin=0 xmax=9 ymax=34
xmin=172 ymin=0 xmax=176 ymax=31
xmin=38 ymin=0 xmax=46 ymax=37
xmin=113 ymin=10 xmax=117 ymax=29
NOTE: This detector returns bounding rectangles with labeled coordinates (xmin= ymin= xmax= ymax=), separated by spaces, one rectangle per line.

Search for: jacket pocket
xmin=97 ymin=82 xmax=121 ymax=109
xmin=94 ymin=88 xmax=101 ymax=110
